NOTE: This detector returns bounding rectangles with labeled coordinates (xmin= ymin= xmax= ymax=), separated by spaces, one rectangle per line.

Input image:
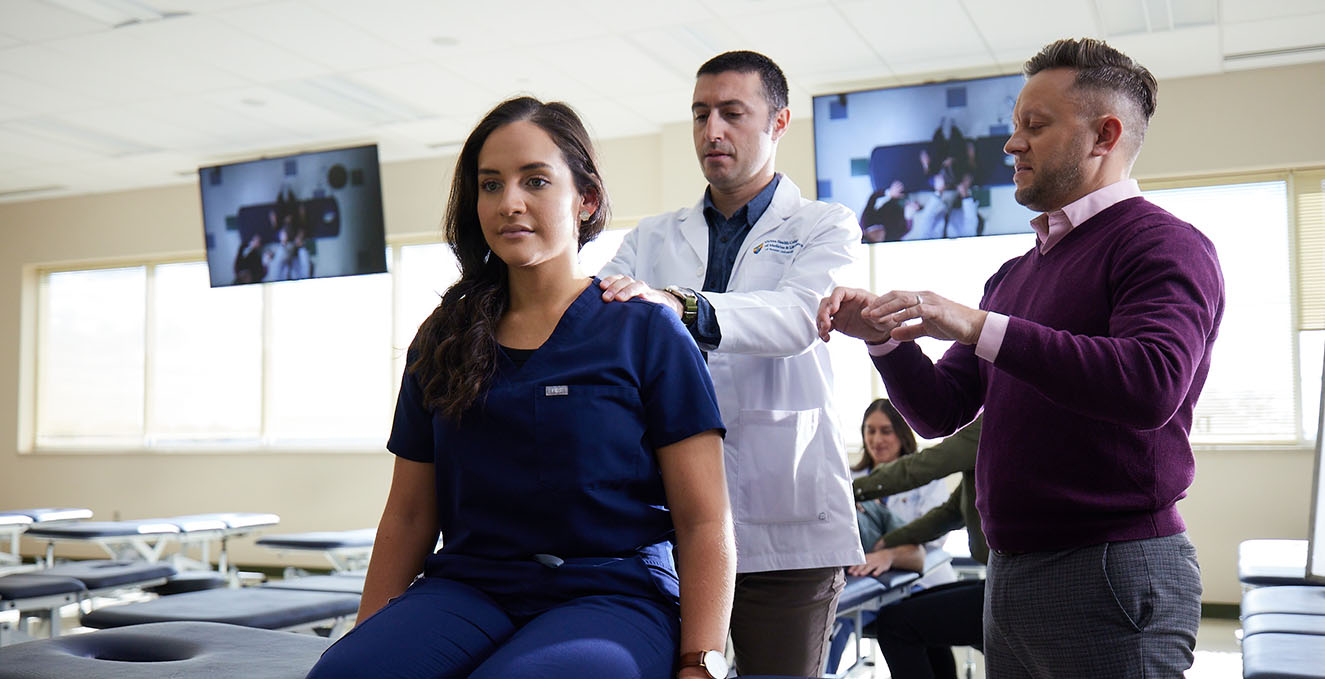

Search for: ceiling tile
xmin=0 ymin=125 xmax=103 ymax=164
xmin=0 ymin=0 xmax=108 ymax=42
xmin=53 ymin=108 xmax=221 ymax=150
xmin=546 ymin=36 xmax=692 ymax=98
xmin=201 ymin=86 xmax=365 ymax=139
xmin=1105 ymin=25 xmax=1223 ymax=79
xmin=341 ymin=62 xmax=496 ymax=121
xmin=46 ymin=29 xmax=249 ymax=96
xmin=0 ymin=43 xmax=148 ymax=106
xmin=571 ymin=98 xmax=660 ymax=140
xmin=723 ymin=4 xmax=882 ymax=76
xmin=1222 ymin=13 xmax=1325 ymax=57
xmin=215 ymin=0 xmax=415 ymax=71
xmin=1221 ymin=0 xmax=1325 ymax=24
xmin=962 ymin=0 xmax=1100 ymax=65
xmin=835 ymin=0 xmax=988 ymax=71
xmin=131 ymin=13 xmax=326 ymax=83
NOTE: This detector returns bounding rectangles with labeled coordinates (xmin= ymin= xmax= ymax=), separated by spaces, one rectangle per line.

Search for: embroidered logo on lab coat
xmin=545 ymin=385 xmax=569 ymax=396
xmin=752 ymin=239 xmax=802 ymax=255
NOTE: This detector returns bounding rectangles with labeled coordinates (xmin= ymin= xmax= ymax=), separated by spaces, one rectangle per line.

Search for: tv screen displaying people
xmin=813 ymin=74 xmax=1036 ymax=244
xmin=198 ymin=144 xmax=388 ymax=287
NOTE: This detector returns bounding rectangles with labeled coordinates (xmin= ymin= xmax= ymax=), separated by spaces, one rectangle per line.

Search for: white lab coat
xmin=601 ymin=176 xmax=866 ymax=573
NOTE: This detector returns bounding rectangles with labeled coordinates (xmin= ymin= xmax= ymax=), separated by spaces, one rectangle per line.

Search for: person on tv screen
xmin=817 ymin=38 xmax=1224 ymax=677
xmin=306 ymin=96 xmax=734 ymax=679
xmin=233 ymin=232 xmax=267 ymax=284
xmin=860 ymin=179 xmax=910 ymax=243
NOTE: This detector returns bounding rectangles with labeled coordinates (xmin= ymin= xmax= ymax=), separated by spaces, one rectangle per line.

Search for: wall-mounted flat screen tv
xmin=813 ymin=74 xmax=1035 ymax=244
xmin=199 ymin=143 xmax=387 ymax=287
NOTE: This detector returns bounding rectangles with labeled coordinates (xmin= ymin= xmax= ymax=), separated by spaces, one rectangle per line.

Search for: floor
xmin=6 ymin=592 xmax=1247 ymax=678
xmin=835 ymin=616 xmax=1244 ymax=678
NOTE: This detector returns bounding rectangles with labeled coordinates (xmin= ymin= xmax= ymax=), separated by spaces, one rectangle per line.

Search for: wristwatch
xmin=679 ymin=649 xmax=729 ymax=678
xmin=663 ymin=285 xmax=699 ymax=325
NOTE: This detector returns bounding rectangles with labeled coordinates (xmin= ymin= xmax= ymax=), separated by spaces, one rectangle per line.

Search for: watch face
xmin=701 ymin=649 xmax=729 ymax=678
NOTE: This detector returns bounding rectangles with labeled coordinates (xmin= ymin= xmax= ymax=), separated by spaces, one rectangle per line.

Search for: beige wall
xmin=2 ymin=61 xmax=1322 ymax=600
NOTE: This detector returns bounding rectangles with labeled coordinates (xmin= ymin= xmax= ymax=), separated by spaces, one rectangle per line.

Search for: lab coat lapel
xmin=676 ymin=199 xmax=709 ymax=268
xmin=732 ymin=176 xmax=799 ymax=273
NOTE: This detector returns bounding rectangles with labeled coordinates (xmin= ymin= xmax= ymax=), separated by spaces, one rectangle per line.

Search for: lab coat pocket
xmin=534 ymin=384 xmax=645 ymax=491
xmin=734 ymin=408 xmax=824 ymax=524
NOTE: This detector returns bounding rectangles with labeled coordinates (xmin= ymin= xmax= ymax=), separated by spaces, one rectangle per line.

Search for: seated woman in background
xmin=827 ymin=398 xmax=956 ymax=674
xmin=849 ymin=399 xmax=956 ymax=586
xmin=854 ymin=416 xmax=986 ymax=679
xmin=307 ymin=97 xmax=734 ymax=679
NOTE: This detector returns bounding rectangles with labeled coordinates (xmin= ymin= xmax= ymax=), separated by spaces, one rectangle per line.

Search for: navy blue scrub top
xmin=388 ymin=280 xmax=724 ymax=608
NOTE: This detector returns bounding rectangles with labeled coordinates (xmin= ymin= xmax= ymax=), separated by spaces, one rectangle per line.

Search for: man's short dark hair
xmin=1023 ymin=38 xmax=1158 ymax=122
xmin=697 ymin=50 xmax=789 ymax=120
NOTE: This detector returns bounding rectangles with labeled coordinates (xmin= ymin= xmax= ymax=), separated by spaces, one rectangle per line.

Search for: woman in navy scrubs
xmin=307 ymin=97 xmax=734 ymax=679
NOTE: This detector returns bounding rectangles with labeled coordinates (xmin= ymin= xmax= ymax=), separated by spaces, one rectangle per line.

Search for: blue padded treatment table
xmin=80 ymin=586 xmax=360 ymax=633
xmin=1241 ymin=632 xmax=1325 ymax=679
xmin=0 ymin=508 xmax=92 ymax=567
xmin=1240 ymin=539 xmax=1312 ymax=588
xmin=159 ymin=512 xmax=281 ymax=572
xmin=0 ymin=621 xmax=331 ymax=679
xmin=0 ymin=574 xmax=87 ymax=645
xmin=257 ymin=528 xmax=377 ymax=572
xmin=42 ymin=560 xmax=175 ymax=590
xmin=0 ymin=509 xmax=93 ymax=524
xmin=25 ymin=520 xmax=180 ymax=564
xmin=1243 ymin=613 xmax=1325 ymax=637
xmin=1243 ymin=586 xmax=1325 ymax=617
xmin=263 ymin=573 xmax=366 ymax=595
xmin=256 ymin=529 xmax=376 ymax=551
xmin=147 ymin=571 xmax=229 ymax=596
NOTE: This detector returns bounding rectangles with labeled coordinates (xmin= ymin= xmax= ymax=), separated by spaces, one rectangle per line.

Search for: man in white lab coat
xmin=599 ymin=50 xmax=865 ymax=677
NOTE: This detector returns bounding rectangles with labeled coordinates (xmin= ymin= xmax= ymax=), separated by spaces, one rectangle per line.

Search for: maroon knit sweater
xmin=874 ymin=197 xmax=1225 ymax=552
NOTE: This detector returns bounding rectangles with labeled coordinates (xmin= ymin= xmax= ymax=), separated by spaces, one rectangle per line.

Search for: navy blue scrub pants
xmin=306 ymin=576 xmax=679 ymax=678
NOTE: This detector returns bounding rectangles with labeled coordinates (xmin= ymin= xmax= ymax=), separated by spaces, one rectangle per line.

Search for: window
xmin=37 ymin=267 xmax=146 ymax=446
xmin=29 ymin=228 xmax=641 ymax=451
xmin=1145 ymin=181 xmax=1295 ymax=444
xmin=861 ymin=175 xmax=1317 ymax=447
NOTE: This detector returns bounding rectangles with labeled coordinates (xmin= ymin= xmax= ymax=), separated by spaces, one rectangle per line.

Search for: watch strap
xmin=665 ymin=285 xmax=699 ymax=325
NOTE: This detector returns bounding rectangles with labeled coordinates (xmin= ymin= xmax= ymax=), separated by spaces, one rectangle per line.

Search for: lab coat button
xmin=818 ymin=512 xmax=827 ymax=521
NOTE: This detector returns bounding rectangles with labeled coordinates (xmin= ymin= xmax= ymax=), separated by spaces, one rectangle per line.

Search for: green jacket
xmin=852 ymin=416 xmax=987 ymax=565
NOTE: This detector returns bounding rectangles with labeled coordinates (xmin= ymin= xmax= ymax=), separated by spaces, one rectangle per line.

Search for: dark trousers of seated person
xmin=870 ymin=579 xmax=984 ymax=679
xmin=984 ymin=532 xmax=1201 ymax=678
xmin=729 ymin=566 xmax=845 ymax=676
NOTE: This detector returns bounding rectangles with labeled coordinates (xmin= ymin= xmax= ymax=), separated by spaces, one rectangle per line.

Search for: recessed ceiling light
xmin=430 ymin=36 xmax=460 ymax=47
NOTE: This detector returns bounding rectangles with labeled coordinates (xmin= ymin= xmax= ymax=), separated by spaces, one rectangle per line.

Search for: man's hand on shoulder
xmin=599 ymin=274 xmax=683 ymax=317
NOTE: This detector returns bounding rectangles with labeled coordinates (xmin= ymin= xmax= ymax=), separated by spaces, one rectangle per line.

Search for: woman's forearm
xmin=355 ymin=512 xmax=439 ymax=624
xmin=675 ymin=516 xmax=735 ymax=659
xmin=354 ymin=457 xmax=441 ymax=625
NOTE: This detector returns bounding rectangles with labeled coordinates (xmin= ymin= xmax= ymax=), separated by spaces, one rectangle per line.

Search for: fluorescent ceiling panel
xmin=5 ymin=116 xmax=159 ymax=157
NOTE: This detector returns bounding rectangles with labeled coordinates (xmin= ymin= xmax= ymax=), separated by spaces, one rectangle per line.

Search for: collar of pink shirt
xmin=1030 ymin=178 xmax=1142 ymax=254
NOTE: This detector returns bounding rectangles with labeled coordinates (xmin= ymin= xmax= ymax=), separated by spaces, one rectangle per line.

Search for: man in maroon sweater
xmin=817 ymin=39 xmax=1224 ymax=677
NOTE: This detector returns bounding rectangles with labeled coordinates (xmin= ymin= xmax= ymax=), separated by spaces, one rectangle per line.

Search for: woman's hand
xmin=848 ymin=549 xmax=896 ymax=577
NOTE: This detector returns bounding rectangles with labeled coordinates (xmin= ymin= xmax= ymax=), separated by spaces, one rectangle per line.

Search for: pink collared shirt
xmin=868 ymin=178 xmax=1142 ymax=361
